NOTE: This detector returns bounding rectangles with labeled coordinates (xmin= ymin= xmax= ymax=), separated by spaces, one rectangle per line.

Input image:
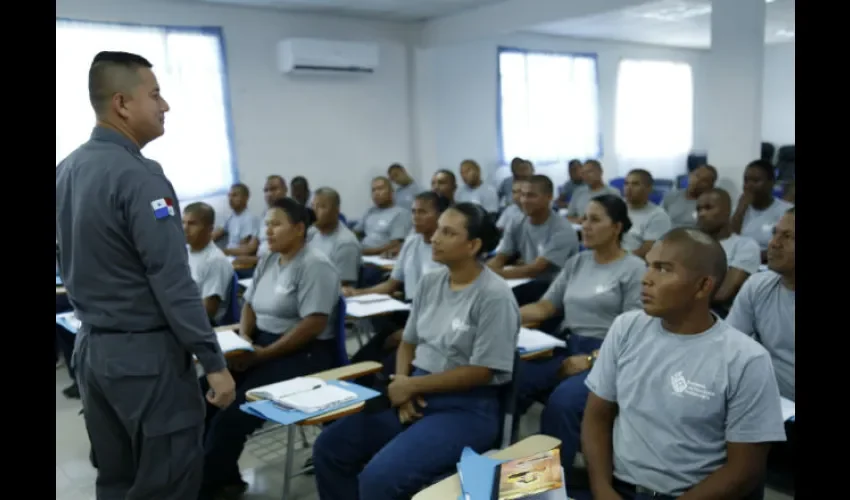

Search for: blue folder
xmin=457 ymin=447 xmax=504 ymax=500
xmin=240 ymin=379 xmax=380 ymax=426
xmin=56 ymin=312 xmax=79 ymax=334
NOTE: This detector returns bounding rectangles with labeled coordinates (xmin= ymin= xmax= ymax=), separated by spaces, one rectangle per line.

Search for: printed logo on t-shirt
xmin=274 ymin=284 xmax=295 ymax=295
xmin=670 ymin=371 xmax=715 ymax=400
xmin=378 ymin=219 xmax=389 ymax=227
xmin=451 ymin=319 xmax=470 ymax=334
xmin=762 ymin=223 xmax=774 ymax=233
xmin=691 ymin=210 xmax=698 ymax=220
xmin=594 ymin=284 xmax=615 ymax=295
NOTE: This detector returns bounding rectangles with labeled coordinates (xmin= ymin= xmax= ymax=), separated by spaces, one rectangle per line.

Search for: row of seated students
xmin=56 ymin=157 xmax=795 ymax=498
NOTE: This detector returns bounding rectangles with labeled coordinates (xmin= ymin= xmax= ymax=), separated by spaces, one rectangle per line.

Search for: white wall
xmin=411 ymin=33 xmax=709 ymax=188
xmin=57 ymin=0 xmax=415 ymax=220
xmin=762 ymin=42 xmax=795 ymax=147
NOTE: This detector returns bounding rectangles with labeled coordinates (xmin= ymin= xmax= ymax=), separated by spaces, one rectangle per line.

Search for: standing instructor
xmin=55 ymin=51 xmax=236 ymax=500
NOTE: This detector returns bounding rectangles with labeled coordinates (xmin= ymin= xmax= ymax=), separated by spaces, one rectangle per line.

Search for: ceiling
xmin=531 ymin=0 xmax=796 ymax=49
xmin=199 ymin=0 xmax=506 ymax=21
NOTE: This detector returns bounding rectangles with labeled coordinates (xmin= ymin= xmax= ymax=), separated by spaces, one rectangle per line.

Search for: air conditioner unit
xmin=277 ymin=38 xmax=379 ymax=75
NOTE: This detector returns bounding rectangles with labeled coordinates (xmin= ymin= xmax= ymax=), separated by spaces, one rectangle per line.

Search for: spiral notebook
xmin=241 ymin=379 xmax=381 ymax=425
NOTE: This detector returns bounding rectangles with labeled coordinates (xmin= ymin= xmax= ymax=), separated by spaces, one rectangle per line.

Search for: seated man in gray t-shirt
xmin=354 ymin=176 xmax=412 ymax=257
xmin=579 ymin=229 xmax=786 ymax=500
xmin=726 ymin=208 xmax=795 ymax=401
xmin=183 ymin=202 xmax=234 ymax=325
xmin=488 ymin=175 xmax=580 ymax=286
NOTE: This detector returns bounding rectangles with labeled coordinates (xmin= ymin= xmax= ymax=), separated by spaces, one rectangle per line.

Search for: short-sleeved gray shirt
xmin=741 ymin=198 xmax=794 ymax=250
xmin=402 ymin=267 xmax=520 ymax=385
xmin=306 ymin=224 xmax=362 ymax=284
xmin=662 ymin=190 xmax=699 ymax=229
xmin=355 ymin=205 xmax=412 ymax=249
xmin=456 ymin=184 xmax=500 ymax=213
xmin=390 ymin=233 xmax=442 ymax=299
xmin=496 ymin=204 xmax=524 ymax=232
xmin=244 ymin=247 xmax=340 ymax=340
xmin=586 ymin=311 xmax=787 ymax=496
xmin=622 ymin=203 xmax=672 ymax=253
xmin=543 ymin=252 xmax=645 ymax=339
xmin=725 ymin=271 xmax=795 ymax=400
xmin=497 ymin=177 xmax=514 ymax=206
xmin=223 ymin=210 xmax=261 ymax=249
xmin=394 ymin=181 xmax=424 ymax=211
xmin=719 ymin=234 xmax=761 ymax=275
xmin=187 ymin=242 xmax=233 ymax=324
xmin=566 ymin=184 xmax=622 ymax=218
xmin=495 ymin=213 xmax=580 ymax=281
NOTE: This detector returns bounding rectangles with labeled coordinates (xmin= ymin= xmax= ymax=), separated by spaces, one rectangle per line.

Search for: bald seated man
xmin=308 ymin=187 xmax=362 ymax=286
xmin=431 ymin=169 xmax=457 ymax=204
xmin=387 ymin=163 xmax=424 ymax=211
xmin=231 ymin=175 xmax=288 ymax=269
xmin=354 ymin=176 xmax=412 ymax=257
xmin=183 ymin=202 xmax=234 ymax=325
xmin=696 ymin=188 xmax=761 ymax=313
xmin=580 ymin=228 xmax=785 ymax=500
xmin=566 ymin=160 xmax=620 ymax=223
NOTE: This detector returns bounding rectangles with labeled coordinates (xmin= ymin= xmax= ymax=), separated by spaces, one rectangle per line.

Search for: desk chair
xmin=648 ymin=189 xmax=664 ymax=205
xmin=608 ymin=177 xmax=625 ymax=195
xmin=497 ymin=352 xmax=522 ymax=449
xmin=220 ymin=273 xmax=242 ymax=325
xmin=654 ymin=179 xmax=674 ymax=192
xmin=676 ymin=174 xmax=688 ymax=190
xmin=334 ymin=296 xmax=350 ymax=367
xmin=338 ymin=213 xmax=348 ymax=224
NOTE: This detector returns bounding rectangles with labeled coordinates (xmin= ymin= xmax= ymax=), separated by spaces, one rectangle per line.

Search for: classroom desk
xmin=245 ymin=361 xmax=382 ymax=499
xmin=411 ymin=434 xmax=564 ymax=500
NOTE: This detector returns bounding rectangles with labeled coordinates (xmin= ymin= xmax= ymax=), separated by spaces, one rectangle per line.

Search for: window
xmin=614 ymin=59 xmax=693 ymax=179
xmin=498 ymin=48 xmax=601 ymax=165
xmin=56 ymin=19 xmax=237 ymax=200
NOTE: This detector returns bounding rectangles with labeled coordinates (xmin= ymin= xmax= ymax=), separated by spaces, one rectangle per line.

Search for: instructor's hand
xmin=206 ymin=369 xmax=237 ymax=408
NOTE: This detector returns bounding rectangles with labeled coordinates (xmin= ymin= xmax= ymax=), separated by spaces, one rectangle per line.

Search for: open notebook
xmin=215 ymin=330 xmax=254 ymax=354
xmin=517 ymin=328 xmax=566 ymax=353
xmin=345 ymin=296 xmax=410 ymax=318
xmin=362 ymin=256 xmax=396 ymax=267
xmin=246 ymin=376 xmax=358 ymax=413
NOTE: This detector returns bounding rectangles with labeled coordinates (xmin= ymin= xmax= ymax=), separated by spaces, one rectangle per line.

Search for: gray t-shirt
xmin=390 ymin=233 xmax=442 ymax=299
xmin=586 ymin=311 xmax=787 ymax=496
xmin=543 ymin=252 xmax=645 ymax=339
xmin=558 ymin=180 xmax=583 ymax=202
xmin=244 ymin=247 xmax=339 ymax=340
xmin=394 ymin=181 xmax=424 ymax=211
xmin=257 ymin=208 xmax=271 ymax=256
xmin=496 ymin=204 xmax=524 ymax=232
xmin=662 ymin=190 xmax=698 ymax=229
xmin=307 ymin=224 xmax=362 ymax=284
xmin=496 ymin=213 xmax=580 ymax=281
xmin=187 ymin=242 xmax=233 ymax=324
xmin=719 ymin=234 xmax=761 ymax=275
xmin=566 ymin=184 xmax=622 ymax=218
xmin=456 ymin=184 xmax=500 ymax=213
xmin=403 ymin=267 xmax=520 ymax=385
xmin=223 ymin=210 xmax=261 ymax=249
xmin=355 ymin=205 xmax=412 ymax=249
xmin=741 ymin=198 xmax=794 ymax=250
xmin=497 ymin=177 xmax=514 ymax=207
xmin=622 ymin=203 xmax=672 ymax=253
xmin=726 ymin=271 xmax=795 ymax=400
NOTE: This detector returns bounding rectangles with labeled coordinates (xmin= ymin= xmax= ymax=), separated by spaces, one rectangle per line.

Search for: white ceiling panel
xmin=199 ymin=0 xmax=507 ymax=21
xmin=531 ymin=0 xmax=795 ymax=49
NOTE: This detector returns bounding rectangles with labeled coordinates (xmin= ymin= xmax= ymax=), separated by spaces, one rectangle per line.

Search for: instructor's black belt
xmin=88 ymin=325 xmax=167 ymax=335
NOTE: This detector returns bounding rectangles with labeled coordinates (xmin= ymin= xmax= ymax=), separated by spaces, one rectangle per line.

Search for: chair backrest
xmin=221 ymin=272 xmax=241 ymax=325
xmin=608 ymin=177 xmax=625 ymax=195
xmin=338 ymin=213 xmax=347 ymax=224
xmin=496 ymin=352 xmax=522 ymax=449
xmin=776 ymin=145 xmax=795 ymax=182
xmin=334 ymin=296 xmax=350 ymax=367
xmin=676 ymin=174 xmax=689 ymax=189
xmin=653 ymin=179 xmax=674 ymax=192
xmin=648 ymin=190 xmax=664 ymax=205
xmin=761 ymin=142 xmax=776 ymax=163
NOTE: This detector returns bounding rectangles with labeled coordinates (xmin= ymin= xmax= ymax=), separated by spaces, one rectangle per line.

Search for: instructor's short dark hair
xmin=88 ymin=51 xmax=153 ymax=115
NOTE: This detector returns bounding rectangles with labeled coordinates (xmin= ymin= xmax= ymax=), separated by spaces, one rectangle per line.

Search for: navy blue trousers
xmin=199 ymin=332 xmax=335 ymax=492
xmin=55 ymin=294 xmax=75 ymax=379
xmin=312 ymin=371 xmax=501 ymax=500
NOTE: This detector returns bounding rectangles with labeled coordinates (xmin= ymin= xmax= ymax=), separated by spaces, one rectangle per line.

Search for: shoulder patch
xmin=151 ymin=198 xmax=175 ymax=220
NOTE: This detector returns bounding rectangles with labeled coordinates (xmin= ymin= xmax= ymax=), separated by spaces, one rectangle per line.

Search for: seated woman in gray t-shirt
xmin=517 ymin=195 xmax=645 ymax=408
xmin=343 ymin=192 xmax=451 ymax=365
xmin=312 ymin=203 xmax=520 ymax=500
xmin=200 ymin=198 xmax=341 ymax=497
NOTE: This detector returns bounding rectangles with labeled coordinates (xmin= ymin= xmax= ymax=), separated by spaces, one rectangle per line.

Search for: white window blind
xmin=56 ymin=19 xmax=237 ymax=200
xmin=614 ymin=59 xmax=694 ymax=179
xmin=498 ymin=49 xmax=601 ymax=165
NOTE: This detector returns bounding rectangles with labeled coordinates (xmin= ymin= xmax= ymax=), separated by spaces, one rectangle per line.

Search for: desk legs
xmin=282 ymin=425 xmax=297 ymax=500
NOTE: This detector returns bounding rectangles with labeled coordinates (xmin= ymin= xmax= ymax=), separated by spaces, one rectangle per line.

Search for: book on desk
xmin=241 ymin=377 xmax=381 ymax=426
xmin=457 ymin=446 xmax=568 ymax=500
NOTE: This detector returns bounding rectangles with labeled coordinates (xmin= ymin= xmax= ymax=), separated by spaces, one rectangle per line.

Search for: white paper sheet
xmin=215 ymin=330 xmax=254 ymax=354
xmin=518 ymin=328 xmax=566 ymax=352
xmin=362 ymin=256 xmax=396 ymax=267
xmin=780 ymin=397 xmax=795 ymax=422
xmin=346 ymin=298 xmax=410 ymax=318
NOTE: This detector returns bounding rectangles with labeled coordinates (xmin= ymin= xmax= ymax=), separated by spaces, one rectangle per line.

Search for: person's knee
xmin=547 ymin=378 xmax=588 ymax=414
xmin=359 ymin=460 xmax=402 ymax=500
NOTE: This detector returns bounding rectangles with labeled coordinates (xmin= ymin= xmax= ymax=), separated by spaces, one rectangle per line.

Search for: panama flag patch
xmin=151 ymin=198 xmax=175 ymax=220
